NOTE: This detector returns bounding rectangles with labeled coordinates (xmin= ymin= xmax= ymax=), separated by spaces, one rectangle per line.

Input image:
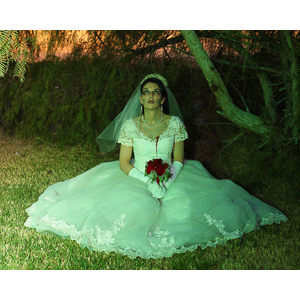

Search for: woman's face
xmin=140 ymin=82 xmax=165 ymax=111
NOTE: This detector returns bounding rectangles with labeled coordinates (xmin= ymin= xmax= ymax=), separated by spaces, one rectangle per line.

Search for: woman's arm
xmin=164 ymin=140 xmax=184 ymax=189
xmin=119 ymin=144 xmax=134 ymax=175
xmin=173 ymin=140 xmax=184 ymax=163
xmin=120 ymin=143 xmax=165 ymax=198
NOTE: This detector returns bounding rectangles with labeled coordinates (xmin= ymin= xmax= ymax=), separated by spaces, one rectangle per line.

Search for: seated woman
xmin=24 ymin=73 xmax=288 ymax=259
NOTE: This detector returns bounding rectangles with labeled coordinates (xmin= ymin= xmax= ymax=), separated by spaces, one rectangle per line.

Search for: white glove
xmin=147 ymin=182 xmax=166 ymax=199
xmin=164 ymin=161 xmax=183 ymax=189
xmin=129 ymin=168 xmax=166 ymax=198
xmin=128 ymin=167 xmax=148 ymax=183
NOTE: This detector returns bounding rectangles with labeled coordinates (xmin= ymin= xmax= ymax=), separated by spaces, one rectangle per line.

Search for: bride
xmin=24 ymin=73 xmax=288 ymax=259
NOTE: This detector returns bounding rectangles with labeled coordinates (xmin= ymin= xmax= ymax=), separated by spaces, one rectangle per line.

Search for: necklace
xmin=142 ymin=113 xmax=164 ymax=128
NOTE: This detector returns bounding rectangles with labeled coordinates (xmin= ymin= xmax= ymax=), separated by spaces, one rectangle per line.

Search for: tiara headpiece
xmin=140 ymin=73 xmax=168 ymax=87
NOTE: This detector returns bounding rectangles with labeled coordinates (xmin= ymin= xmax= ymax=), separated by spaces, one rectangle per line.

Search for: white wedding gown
xmin=25 ymin=116 xmax=287 ymax=259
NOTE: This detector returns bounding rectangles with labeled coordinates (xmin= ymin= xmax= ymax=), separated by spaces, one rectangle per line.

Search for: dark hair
xmin=140 ymin=77 xmax=169 ymax=114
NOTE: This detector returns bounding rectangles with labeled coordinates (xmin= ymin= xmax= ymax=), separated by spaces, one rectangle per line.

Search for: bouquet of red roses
xmin=145 ymin=158 xmax=171 ymax=186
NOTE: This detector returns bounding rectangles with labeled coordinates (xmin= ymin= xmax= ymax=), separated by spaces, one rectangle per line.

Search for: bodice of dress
xmin=118 ymin=116 xmax=188 ymax=172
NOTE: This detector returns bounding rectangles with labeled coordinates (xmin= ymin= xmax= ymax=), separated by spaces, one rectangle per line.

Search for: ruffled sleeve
xmin=173 ymin=116 xmax=188 ymax=143
xmin=117 ymin=119 xmax=135 ymax=147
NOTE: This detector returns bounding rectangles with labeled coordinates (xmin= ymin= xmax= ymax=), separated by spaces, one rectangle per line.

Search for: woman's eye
xmin=142 ymin=90 xmax=160 ymax=95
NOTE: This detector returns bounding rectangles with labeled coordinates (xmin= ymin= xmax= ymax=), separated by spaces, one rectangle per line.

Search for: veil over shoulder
xmin=96 ymin=81 xmax=183 ymax=153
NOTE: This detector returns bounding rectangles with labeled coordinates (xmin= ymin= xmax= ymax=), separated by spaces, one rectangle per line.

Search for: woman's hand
xmin=147 ymin=182 xmax=166 ymax=199
xmin=165 ymin=161 xmax=183 ymax=189
xmin=128 ymin=167 xmax=166 ymax=198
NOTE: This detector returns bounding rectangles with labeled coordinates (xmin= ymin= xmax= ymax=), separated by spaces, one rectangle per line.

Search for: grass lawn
xmin=0 ymin=129 xmax=299 ymax=270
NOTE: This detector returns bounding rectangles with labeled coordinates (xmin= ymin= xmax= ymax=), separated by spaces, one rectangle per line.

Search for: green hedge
xmin=0 ymin=55 xmax=208 ymax=150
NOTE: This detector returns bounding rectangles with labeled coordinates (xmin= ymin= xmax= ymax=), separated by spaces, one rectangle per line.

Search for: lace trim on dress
xmin=150 ymin=227 xmax=175 ymax=248
xmin=117 ymin=116 xmax=188 ymax=146
xmin=171 ymin=117 xmax=189 ymax=143
xmin=117 ymin=138 xmax=134 ymax=147
xmin=204 ymin=213 xmax=242 ymax=242
xmin=203 ymin=212 xmax=288 ymax=249
xmin=117 ymin=119 xmax=135 ymax=147
xmin=36 ymin=214 xmax=127 ymax=251
xmin=261 ymin=212 xmax=288 ymax=225
xmin=25 ymin=210 xmax=288 ymax=259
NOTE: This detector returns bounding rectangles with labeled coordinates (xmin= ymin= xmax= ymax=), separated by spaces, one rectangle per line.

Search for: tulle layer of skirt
xmin=24 ymin=160 xmax=287 ymax=259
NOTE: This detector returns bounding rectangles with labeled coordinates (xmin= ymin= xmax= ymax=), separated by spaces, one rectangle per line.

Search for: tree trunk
xmin=181 ymin=30 xmax=273 ymax=138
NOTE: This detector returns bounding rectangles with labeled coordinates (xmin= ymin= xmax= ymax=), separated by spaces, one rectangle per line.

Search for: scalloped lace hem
xmin=202 ymin=212 xmax=288 ymax=248
xmin=24 ymin=211 xmax=287 ymax=260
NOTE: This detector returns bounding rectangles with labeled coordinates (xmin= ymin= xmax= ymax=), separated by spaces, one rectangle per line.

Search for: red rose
xmin=146 ymin=164 xmax=156 ymax=174
xmin=148 ymin=161 xmax=155 ymax=167
xmin=153 ymin=159 xmax=162 ymax=167
xmin=145 ymin=159 xmax=171 ymax=186
xmin=156 ymin=165 xmax=165 ymax=176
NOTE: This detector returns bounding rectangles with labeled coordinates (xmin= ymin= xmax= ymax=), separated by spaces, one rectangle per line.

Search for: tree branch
xmin=212 ymin=58 xmax=279 ymax=74
xmin=181 ymin=30 xmax=272 ymax=138
xmin=129 ymin=31 xmax=201 ymax=57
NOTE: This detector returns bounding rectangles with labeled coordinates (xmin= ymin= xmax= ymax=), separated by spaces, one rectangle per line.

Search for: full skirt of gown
xmin=24 ymin=159 xmax=288 ymax=259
